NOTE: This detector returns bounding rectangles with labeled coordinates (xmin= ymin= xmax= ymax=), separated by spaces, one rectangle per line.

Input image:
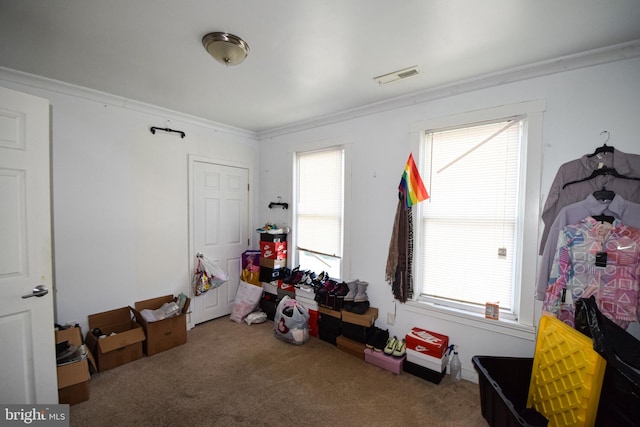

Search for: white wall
xmin=257 ymin=57 xmax=640 ymax=381
xmin=0 ymin=71 xmax=260 ymax=334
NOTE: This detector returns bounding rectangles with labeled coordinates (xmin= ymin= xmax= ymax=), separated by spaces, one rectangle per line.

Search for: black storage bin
xmin=574 ymin=296 xmax=640 ymax=427
xmin=471 ymin=356 xmax=548 ymax=427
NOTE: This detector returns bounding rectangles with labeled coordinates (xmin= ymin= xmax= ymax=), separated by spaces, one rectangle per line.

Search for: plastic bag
xmin=192 ymin=256 xmax=228 ymax=296
xmin=204 ymin=259 xmax=228 ymax=288
xmin=192 ymin=259 xmax=211 ymax=296
xmin=230 ymin=280 xmax=264 ymax=323
xmin=575 ymin=296 xmax=640 ymax=427
xmin=273 ymin=295 xmax=309 ymax=345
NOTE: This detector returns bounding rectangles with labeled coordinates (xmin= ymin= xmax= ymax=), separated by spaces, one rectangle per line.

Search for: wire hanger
xmin=587 ymin=130 xmax=613 ymax=157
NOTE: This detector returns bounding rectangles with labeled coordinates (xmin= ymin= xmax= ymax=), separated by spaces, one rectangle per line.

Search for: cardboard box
xmin=342 ymin=322 xmax=375 ymax=344
xmin=276 ymin=281 xmax=295 ymax=300
xmin=262 ymin=280 xmax=278 ymax=295
xmin=365 ymin=348 xmax=404 ymax=375
xmin=319 ymin=305 xmax=342 ymax=319
xmin=336 ymin=335 xmax=366 ymax=360
xmin=260 ymin=240 xmax=287 ymax=260
xmin=405 ymin=327 xmax=449 ymax=359
xmin=406 ymin=348 xmax=449 ymax=373
xmin=259 ymin=257 xmax=287 ymax=269
xmin=56 ymin=326 xmax=96 ymax=405
xmin=341 ymin=307 xmax=378 ymax=327
xmin=318 ymin=310 xmax=342 ymax=345
xmin=85 ymin=307 xmax=146 ymax=372
xmin=259 ymin=266 xmax=283 ymax=283
xmin=308 ymin=309 xmax=318 ymax=337
xmin=295 ymin=294 xmax=318 ymax=311
xmin=403 ymin=359 xmax=446 ymax=384
xmin=131 ymin=295 xmax=190 ymax=356
xmin=260 ymin=292 xmax=280 ymax=321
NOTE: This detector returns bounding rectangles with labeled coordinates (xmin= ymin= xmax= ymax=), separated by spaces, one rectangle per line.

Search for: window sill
xmin=405 ymin=300 xmax=536 ymax=341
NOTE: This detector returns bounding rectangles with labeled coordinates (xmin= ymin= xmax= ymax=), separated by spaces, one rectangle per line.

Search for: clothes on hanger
xmin=536 ymin=194 xmax=640 ymax=301
xmin=539 ymin=148 xmax=640 ymax=254
xmin=542 ymin=217 xmax=640 ymax=330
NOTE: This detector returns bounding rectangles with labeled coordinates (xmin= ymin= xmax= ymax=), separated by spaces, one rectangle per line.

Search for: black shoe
xmin=366 ymin=327 xmax=382 ymax=348
xmin=351 ymin=300 xmax=370 ymax=315
xmin=373 ymin=329 xmax=389 ymax=352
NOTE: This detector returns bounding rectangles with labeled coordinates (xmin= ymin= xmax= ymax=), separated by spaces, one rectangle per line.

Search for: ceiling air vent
xmin=374 ymin=66 xmax=421 ymax=85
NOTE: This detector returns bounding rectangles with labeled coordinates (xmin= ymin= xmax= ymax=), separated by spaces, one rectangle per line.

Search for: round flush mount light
xmin=202 ymin=32 xmax=250 ymax=66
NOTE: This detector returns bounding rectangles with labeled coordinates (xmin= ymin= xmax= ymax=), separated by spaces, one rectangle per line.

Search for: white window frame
xmin=406 ymin=100 xmax=545 ymax=339
xmin=291 ymin=140 xmax=351 ymax=280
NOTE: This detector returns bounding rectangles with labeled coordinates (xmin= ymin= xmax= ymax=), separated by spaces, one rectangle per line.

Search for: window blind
xmin=296 ymin=147 xmax=344 ymax=258
xmin=419 ymin=119 xmax=522 ymax=311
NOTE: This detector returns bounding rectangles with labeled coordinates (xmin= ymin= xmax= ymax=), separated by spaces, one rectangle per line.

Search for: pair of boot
xmin=343 ymin=280 xmax=369 ymax=314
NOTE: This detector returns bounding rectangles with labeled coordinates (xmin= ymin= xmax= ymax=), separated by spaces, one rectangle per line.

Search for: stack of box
xmin=341 ymin=307 xmax=378 ymax=344
xmin=295 ymin=289 xmax=319 ymax=337
xmin=56 ymin=326 xmax=96 ymax=405
xmin=318 ymin=306 xmax=342 ymax=345
xmin=335 ymin=307 xmax=379 ymax=360
xmin=259 ymin=290 xmax=279 ymax=321
xmin=258 ymin=232 xmax=287 ymax=282
xmin=130 ymin=294 xmax=191 ymax=356
xmin=85 ymin=307 xmax=146 ymax=372
xmin=403 ymin=327 xmax=449 ymax=384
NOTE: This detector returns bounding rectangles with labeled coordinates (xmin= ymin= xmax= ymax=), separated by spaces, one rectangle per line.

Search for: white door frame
xmin=187 ymin=154 xmax=253 ymax=329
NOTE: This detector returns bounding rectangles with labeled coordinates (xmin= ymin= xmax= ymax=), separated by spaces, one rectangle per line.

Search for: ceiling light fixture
xmin=202 ymin=32 xmax=250 ymax=66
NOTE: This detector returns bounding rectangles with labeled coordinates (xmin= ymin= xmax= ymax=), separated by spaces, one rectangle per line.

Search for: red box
xmin=405 ymin=327 xmax=449 ymax=359
xmin=308 ymin=309 xmax=318 ymax=337
xmin=260 ymin=240 xmax=287 ymax=260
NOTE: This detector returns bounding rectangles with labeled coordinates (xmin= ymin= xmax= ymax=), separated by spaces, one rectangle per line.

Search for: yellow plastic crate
xmin=527 ymin=315 xmax=606 ymax=426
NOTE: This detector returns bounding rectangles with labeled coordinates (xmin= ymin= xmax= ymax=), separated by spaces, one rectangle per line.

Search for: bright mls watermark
xmin=1 ymin=405 xmax=69 ymax=426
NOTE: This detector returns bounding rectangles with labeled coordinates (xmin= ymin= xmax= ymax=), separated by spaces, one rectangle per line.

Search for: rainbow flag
xmin=399 ymin=153 xmax=429 ymax=208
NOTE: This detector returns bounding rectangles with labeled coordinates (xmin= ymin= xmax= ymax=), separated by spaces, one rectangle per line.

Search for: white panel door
xmin=0 ymin=86 xmax=57 ymax=403
xmin=191 ymin=160 xmax=249 ymax=325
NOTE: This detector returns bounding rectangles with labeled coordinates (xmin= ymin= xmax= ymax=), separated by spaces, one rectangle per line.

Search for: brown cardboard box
xmin=55 ymin=326 xmax=96 ymax=405
xmin=341 ymin=307 xmax=378 ymax=327
xmin=336 ymin=335 xmax=366 ymax=360
xmin=319 ymin=305 xmax=342 ymax=319
xmin=259 ymin=257 xmax=287 ymax=269
xmin=85 ymin=307 xmax=146 ymax=372
xmin=131 ymin=295 xmax=191 ymax=356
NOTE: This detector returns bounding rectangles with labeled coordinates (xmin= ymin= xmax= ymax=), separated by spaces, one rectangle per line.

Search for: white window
xmin=411 ymin=101 xmax=544 ymax=331
xmin=294 ymin=146 xmax=345 ymax=278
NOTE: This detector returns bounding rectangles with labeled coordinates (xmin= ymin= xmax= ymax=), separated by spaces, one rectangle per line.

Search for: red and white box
xmin=406 ymin=348 xmax=449 ymax=373
xmin=405 ymin=327 xmax=449 ymax=359
xmin=260 ymin=241 xmax=287 ymax=260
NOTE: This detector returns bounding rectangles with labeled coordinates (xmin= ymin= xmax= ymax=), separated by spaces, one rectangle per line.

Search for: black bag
xmin=574 ymin=296 xmax=640 ymax=427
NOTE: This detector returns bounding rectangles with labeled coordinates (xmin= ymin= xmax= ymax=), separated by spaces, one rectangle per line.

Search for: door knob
xmin=22 ymin=284 xmax=49 ymax=299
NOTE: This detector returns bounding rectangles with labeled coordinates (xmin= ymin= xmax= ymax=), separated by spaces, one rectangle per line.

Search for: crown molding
xmin=257 ymin=39 xmax=640 ymax=140
xmin=0 ymin=66 xmax=257 ymax=140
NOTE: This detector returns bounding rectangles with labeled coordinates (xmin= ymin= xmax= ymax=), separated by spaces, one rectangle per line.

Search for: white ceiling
xmin=1 ymin=1 xmax=640 ymax=134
